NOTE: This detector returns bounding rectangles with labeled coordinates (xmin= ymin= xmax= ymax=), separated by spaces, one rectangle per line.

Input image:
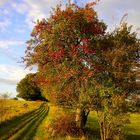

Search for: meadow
xmin=87 ymin=112 xmax=140 ymax=140
xmin=0 ymin=99 xmax=48 ymax=140
xmin=0 ymin=100 xmax=140 ymax=140
xmin=0 ymin=99 xmax=42 ymax=123
xmin=33 ymin=104 xmax=140 ymax=140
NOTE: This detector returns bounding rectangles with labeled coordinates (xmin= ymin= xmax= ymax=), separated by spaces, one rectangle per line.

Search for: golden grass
xmin=33 ymin=105 xmax=140 ymax=140
xmin=0 ymin=99 xmax=42 ymax=123
xmin=127 ymin=113 xmax=140 ymax=134
xmin=33 ymin=103 xmax=65 ymax=140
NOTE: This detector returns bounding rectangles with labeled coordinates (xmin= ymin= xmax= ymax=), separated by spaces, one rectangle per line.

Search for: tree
xmin=93 ymin=23 xmax=140 ymax=140
xmin=23 ymin=1 xmax=106 ymax=131
xmin=0 ymin=92 xmax=11 ymax=99
xmin=16 ymin=73 xmax=45 ymax=101
xmin=22 ymin=1 xmax=140 ymax=139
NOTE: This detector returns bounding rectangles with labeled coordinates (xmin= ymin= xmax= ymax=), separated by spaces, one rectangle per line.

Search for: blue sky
xmin=0 ymin=0 xmax=140 ymax=97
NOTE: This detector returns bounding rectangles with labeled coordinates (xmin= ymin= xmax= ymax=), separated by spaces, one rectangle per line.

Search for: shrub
xmin=50 ymin=113 xmax=83 ymax=137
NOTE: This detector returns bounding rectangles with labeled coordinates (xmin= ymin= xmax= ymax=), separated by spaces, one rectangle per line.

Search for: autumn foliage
xmin=23 ymin=1 xmax=140 ymax=139
xmin=24 ymin=2 xmax=106 ymax=87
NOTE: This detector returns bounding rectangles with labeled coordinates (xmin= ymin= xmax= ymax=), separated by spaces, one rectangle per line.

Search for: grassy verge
xmin=85 ymin=111 xmax=100 ymax=140
xmin=33 ymin=103 xmax=65 ymax=140
xmin=33 ymin=105 xmax=140 ymax=140
xmin=125 ymin=113 xmax=140 ymax=140
xmin=34 ymin=105 xmax=100 ymax=140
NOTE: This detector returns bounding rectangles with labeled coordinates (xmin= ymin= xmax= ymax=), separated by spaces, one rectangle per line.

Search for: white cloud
xmin=0 ymin=49 xmax=19 ymax=61
xmin=3 ymin=9 xmax=10 ymax=15
xmin=0 ymin=40 xmax=24 ymax=49
xmin=0 ymin=0 xmax=10 ymax=6
xmin=0 ymin=78 xmax=17 ymax=85
xmin=0 ymin=64 xmax=35 ymax=85
xmin=0 ymin=18 xmax=11 ymax=31
xmin=12 ymin=0 xmax=67 ymax=27
xmin=0 ymin=9 xmax=10 ymax=16
xmin=10 ymin=0 xmax=140 ymax=34
xmin=0 ymin=39 xmax=25 ymax=62
xmin=15 ymin=28 xmax=25 ymax=34
xmin=94 ymin=0 xmax=140 ymax=33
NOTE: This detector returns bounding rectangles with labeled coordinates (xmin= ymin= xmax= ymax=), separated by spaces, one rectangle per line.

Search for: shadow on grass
xmin=85 ymin=128 xmax=140 ymax=140
xmin=25 ymin=107 xmax=49 ymax=140
xmin=126 ymin=135 xmax=140 ymax=140
xmin=0 ymin=108 xmax=39 ymax=135
xmin=16 ymin=108 xmax=49 ymax=140
xmin=85 ymin=112 xmax=100 ymax=140
xmin=85 ymin=127 xmax=100 ymax=140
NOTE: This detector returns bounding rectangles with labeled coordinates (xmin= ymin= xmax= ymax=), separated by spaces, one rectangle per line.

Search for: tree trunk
xmin=75 ymin=108 xmax=89 ymax=132
xmin=97 ymin=111 xmax=106 ymax=140
xmin=97 ymin=111 xmax=112 ymax=140
xmin=99 ymin=121 xmax=105 ymax=140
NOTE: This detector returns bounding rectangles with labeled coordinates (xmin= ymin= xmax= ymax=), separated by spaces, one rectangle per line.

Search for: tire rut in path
xmin=0 ymin=103 xmax=49 ymax=140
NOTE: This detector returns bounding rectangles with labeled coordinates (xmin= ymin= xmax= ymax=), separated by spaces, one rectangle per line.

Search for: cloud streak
xmin=9 ymin=0 xmax=140 ymax=34
xmin=0 ymin=0 xmax=10 ymax=6
xmin=0 ymin=78 xmax=17 ymax=85
xmin=0 ymin=40 xmax=24 ymax=49
xmin=11 ymin=0 xmax=68 ymax=27
xmin=0 ymin=18 xmax=11 ymax=31
xmin=0 ymin=64 xmax=35 ymax=85
xmin=94 ymin=0 xmax=140 ymax=32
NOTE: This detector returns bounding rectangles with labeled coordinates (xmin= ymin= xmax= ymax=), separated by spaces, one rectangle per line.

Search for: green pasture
xmin=33 ymin=105 xmax=140 ymax=140
xmin=0 ymin=102 xmax=139 ymax=140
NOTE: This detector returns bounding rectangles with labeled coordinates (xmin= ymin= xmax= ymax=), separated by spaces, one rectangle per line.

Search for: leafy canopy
xmin=16 ymin=73 xmax=45 ymax=101
xmin=23 ymin=2 xmax=106 ymax=106
xmin=23 ymin=1 xmax=140 ymax=107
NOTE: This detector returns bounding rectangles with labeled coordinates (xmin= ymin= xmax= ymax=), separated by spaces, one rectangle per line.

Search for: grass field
xmin=0 ymin=101 xmax=48 ymax=140
xmin=0 ymin=99 xmax=42 ymax=123
xmin=86 ymin=111 xmax=140 ymax=140
xmin=0 ymin=101 xmax=140 ymax=140
xmin=33 ymin=104 xmax=65 ymax=140
xmin=125 ymin=113 xmax=140 ymax=140
xmin=39 ymin=105 xmax=140 ymax=140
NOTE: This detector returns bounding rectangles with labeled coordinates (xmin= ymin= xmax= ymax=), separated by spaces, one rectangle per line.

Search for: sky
xmin=0 ymin=0 xmax=140 ymax=97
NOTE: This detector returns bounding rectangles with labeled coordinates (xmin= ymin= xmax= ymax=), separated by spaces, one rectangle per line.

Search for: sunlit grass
xmin=34 ymin=106 xmax=140 ymax=140
xmin=2 ymin=100 xmax=138 ymax=140
xmin=88 ymin=111 xmax=140 ymax=140
xmin=125 ymin=113 xmax=140 ymax=140
xmin=34 ymin=103 xmax=65 ymax=140
xmin=0 ymin=103 xmax=48 ymax=140
xmin=0 ymin=99 xmax=42 ymax=123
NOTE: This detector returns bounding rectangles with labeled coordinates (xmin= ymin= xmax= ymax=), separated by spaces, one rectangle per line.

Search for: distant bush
xmin=0 ymin=92 xmax=11 ymax=99
xmin=12 ymin=97 xmax=18 ymax=100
